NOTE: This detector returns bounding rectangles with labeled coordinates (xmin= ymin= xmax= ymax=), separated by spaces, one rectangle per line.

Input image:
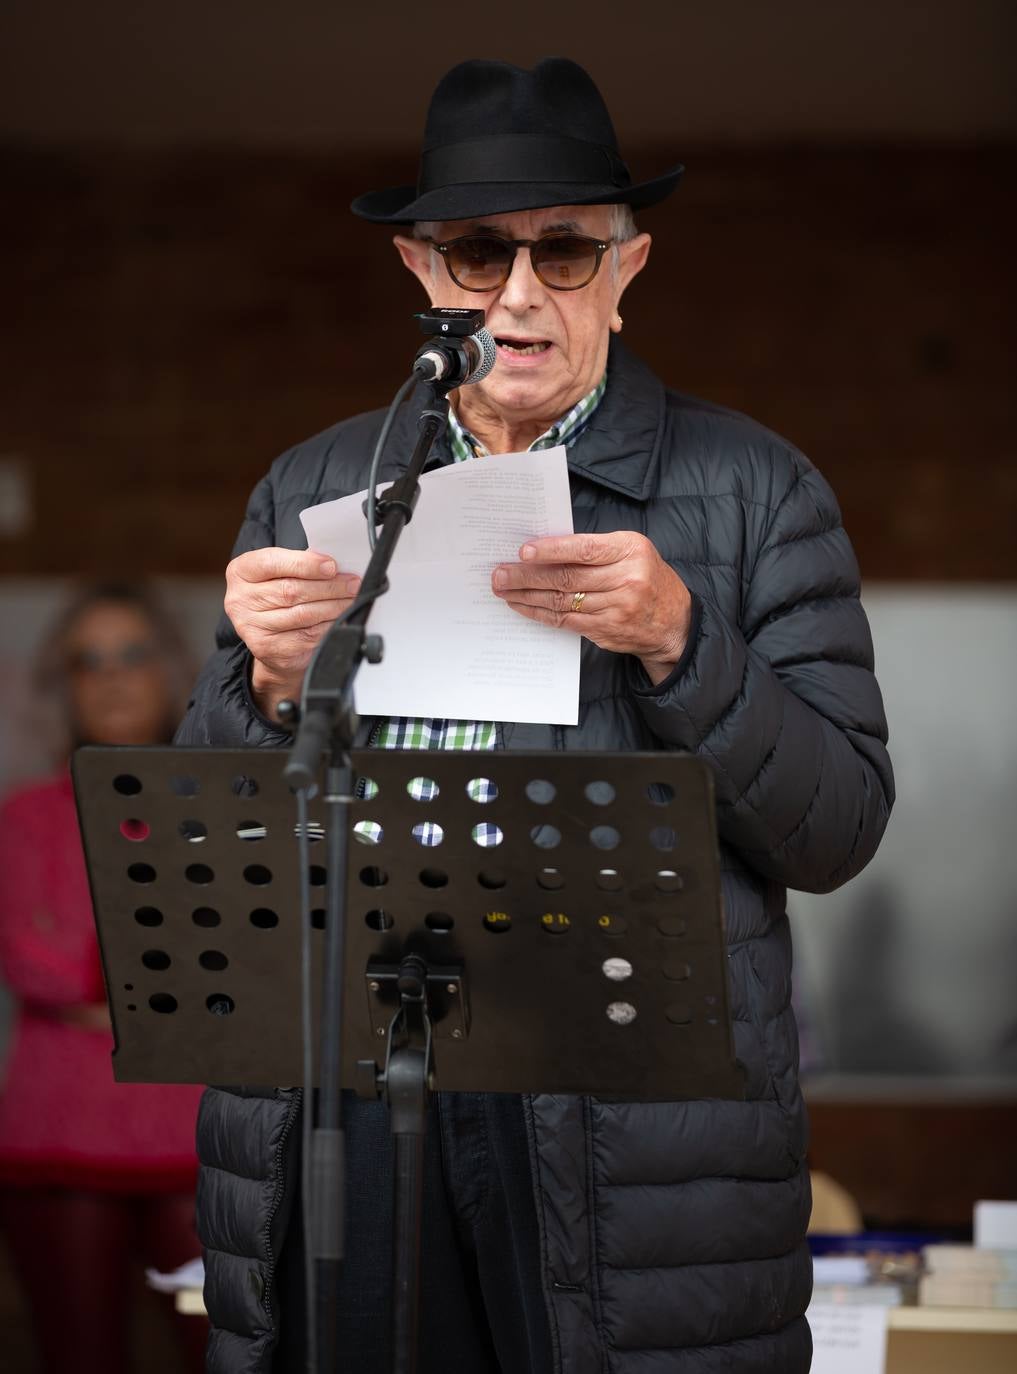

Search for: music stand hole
xmin=186 ymin=863 xmax=215 ymax=885
xmin=466 ymin=777 xmax=498 ymax=803
xmin=294 ymin=820 xmax=325 ymax=844
xmin=199 ymin=950 xmax=228 ymax=971
xmin=127 ymin=1004 xmax=137 ymax=1012
xmin=128 ymin=862 xmax=157 ymax=884
xmin=584 ymin=780 xmax=616 ymax=806
xmin=483 ymin=912 xmax=512 ymax=934
xmin=358 ymin=776 xmax=379 ymax=801
xmin=419 ymin=868 xmax=448 ymax=889
xmin=308 ymin=865 xmax=326 ymax=887
xmin=365 ymin=909 xmax=395 ymax=932
xmin=243 ymin=864 xmax=272 ymax=886
xmin=657 ymin=915 xmax=687 ymax=938
xmin=472 ymin=823 xmax=503 ymax=848
xmin=113 ymin=773 xmax=142 ymax=796
xmin=142 ymin=950 xmax=171 ymax=971
xmin=666 ymin=1004 xmax=693 ymax=1026
xmin=650 ymin=826 xmax=677 ymax=852
xmin=425 ymin=912 xmax=454 ymax=933
xmin=647 ymin=782 xmax=676 ymax=806
xmin=192 ymin=907 xmax=220 ymax=928
xmin=207 ymin=995 xmax=235 ymax=1016
xmin=120 ymin=818 xmax=149 ymax=842
xmin=230 ymin=775 xmax=259 ymax=799
xmin=594 ymin=868 xmax=623 ymax=892
xmin=236 ymin=819 xmax=267 ymax=842
xmin=540 ymin=913 xmax=570 ymax=935
xmin=170 ymin=775 xmax=200 ymax=798
xmin=353 ymin=822 xmax=383 ymax=845
xmin=311 ymin=909 xmax=326 ymax=929
xmin=602 ymin=957 xmax=633 ymax=982
xmin=590 ymin=825 xmax=621 ymax=850
xmin=606 ymin=1001 xmax=637 ymax=1025
xmin=179 ymin=818 xmax=207 ymax=844
xmin=134 ymin=906 xmax=163 ymax=927
xmin=536 ymin=867 xmax=564 ymax=891
xmin=249 ymin=908 xmax=278 ymax=929
xmin=664 ymin=960 xmax=691 ymax=982
xmin=149 ymin=993 xmax=177 ymax=1014
xmin=477 ymin=869 xmax=507 ymax=890
xmin=412 ymin=822 xmax=444 ymax=847
xmin=525 ymin=779 xmax=555 ymax=805
xmin=408 ymin=776 xmax=440 ymax=801
xmin=530 ymin=824 xmax=561 ymax=849
xmin=655 ymin=870 xmax=684 ymax=894
xmin=359 ymin=866 xmax=388 ymax=888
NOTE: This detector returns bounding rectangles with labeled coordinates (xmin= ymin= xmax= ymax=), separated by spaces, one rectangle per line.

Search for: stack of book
xmin=920 ymin=1244 xmax=1017 ymax=1309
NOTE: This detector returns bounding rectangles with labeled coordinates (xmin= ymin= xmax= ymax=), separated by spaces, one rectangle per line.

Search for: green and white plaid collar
xmin=447 ymin=373 xmax=607 ymax=463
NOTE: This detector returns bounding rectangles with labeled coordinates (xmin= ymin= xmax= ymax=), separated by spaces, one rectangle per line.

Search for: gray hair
xmin=413 ymin=203 xmax=637 ymax=284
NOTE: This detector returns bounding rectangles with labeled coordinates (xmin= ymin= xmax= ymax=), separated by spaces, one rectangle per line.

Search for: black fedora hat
xmin=351 ymin=57 xmax=683 ymax=224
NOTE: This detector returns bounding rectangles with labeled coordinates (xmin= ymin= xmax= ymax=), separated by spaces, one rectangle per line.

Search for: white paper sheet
xmin=807 ymin=1302 xmax=888 ymax=1374
xmin=299 ymin=446 xmax=579 ymax=724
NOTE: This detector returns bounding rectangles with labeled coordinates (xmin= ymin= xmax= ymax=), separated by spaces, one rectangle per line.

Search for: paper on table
xmin=807 ymin=1302 xmax=888 ymax=1374
xmin=299 ymin=446 xmax=580 ymax=724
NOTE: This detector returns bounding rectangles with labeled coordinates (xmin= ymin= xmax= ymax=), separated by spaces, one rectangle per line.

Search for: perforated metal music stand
xmin=73 ymin=746 xmax=745 ymax=1101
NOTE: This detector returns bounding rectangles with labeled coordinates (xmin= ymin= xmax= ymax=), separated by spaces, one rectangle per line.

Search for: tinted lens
xmin=445 ymin=236 xmax=515 ymax=291
xmin=532 ymin=235 xmax=602 ymax=289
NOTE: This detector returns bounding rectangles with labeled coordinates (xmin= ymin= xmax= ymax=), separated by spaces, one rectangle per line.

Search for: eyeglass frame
xmin=425 ymin=232 xmax=616 ymax=293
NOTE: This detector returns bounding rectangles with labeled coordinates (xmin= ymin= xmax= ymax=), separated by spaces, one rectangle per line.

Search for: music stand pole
xmin=283 ymin=384 xmax=451 ymax=1374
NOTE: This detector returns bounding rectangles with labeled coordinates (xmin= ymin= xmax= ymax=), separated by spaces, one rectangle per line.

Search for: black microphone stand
xmin=283 ymin=378 xmax=452 ymax=1374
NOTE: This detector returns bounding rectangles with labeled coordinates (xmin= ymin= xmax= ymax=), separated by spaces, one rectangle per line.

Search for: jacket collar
xmin=382 ymin=337 xmax=665 ymax=503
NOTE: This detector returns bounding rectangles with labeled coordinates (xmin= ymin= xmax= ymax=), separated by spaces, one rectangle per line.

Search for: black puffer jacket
xmin=178 ymin=340 xmax=893 ymax=1373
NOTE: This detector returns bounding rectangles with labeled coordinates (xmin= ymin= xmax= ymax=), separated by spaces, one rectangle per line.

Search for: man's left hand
xmin=492 ymin=532 xmax=692 ymax=686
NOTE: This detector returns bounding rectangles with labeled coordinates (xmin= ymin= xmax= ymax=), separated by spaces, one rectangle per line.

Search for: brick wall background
xmin=2 ymin=143 xmax=1014 ymax=581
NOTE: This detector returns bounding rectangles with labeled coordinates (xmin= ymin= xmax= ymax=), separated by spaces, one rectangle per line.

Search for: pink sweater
xmin=0 ymin=775 xmax=203 ymax=1191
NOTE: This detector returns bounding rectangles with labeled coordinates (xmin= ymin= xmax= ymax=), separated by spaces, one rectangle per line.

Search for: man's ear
xmin=394 ymin=235 xmax=438 ymax=304
xmin=614 ymin=232 xmax=651 ymax=308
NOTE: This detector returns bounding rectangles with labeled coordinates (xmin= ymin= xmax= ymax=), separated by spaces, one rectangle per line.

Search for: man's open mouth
xmin=495 ymin=338 xmax=552 ymax=355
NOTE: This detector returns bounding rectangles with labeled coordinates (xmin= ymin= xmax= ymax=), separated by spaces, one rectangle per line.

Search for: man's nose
xmin=497 ymin=245 xmax=545 ymax=311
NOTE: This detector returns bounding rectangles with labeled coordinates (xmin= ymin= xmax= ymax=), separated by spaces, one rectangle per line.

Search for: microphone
xmin=413 ymin=328 xmax=497 ymax=386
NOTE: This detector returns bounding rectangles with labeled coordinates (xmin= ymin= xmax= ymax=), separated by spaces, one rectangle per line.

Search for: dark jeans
xmin=275 ymin=1091 xmax=554 ymax=1373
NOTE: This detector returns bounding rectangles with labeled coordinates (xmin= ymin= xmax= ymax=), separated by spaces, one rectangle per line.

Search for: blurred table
xmin=886 ymin=1306 xmax=1017 ymax=1374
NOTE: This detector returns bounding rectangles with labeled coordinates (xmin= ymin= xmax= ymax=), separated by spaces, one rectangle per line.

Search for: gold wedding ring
xmin=570 ymin=591 xmax=587 ymax=613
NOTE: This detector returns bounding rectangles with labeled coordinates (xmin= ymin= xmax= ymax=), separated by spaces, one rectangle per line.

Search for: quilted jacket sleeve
xmin=629 ymin=458 xmax=894 ymax=894
xmin=175 ymin=470 xmax=291 ymax=749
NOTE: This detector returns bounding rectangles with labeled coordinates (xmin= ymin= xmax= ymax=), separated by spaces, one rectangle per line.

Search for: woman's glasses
xmin=67 ymin=642 xmax=160 ymax=675
xmin=428 ymin=232 xmax=614 ymax=293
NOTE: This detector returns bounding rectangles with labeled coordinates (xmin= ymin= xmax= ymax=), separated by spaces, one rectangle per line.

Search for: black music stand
xmin=74 ymin=745 xmax=745 ymax=1368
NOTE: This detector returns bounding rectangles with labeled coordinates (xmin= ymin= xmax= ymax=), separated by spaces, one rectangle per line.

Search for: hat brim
xmin=350 ymin=165 xmax=684 ymax=225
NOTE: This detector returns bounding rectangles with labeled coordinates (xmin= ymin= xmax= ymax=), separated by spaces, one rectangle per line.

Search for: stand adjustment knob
xmin=364 ymin=635 xmax=384 ymax=665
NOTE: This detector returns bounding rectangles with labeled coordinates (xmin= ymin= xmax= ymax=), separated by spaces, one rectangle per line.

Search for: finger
xmin=230 ymin=546 xmax=344 ymax=584
xmin=492 ymin=561 xmax=620 ymax=595
xmin=502 ymin=599 xmax=600 ymax=632
xmin=500 ymin=589 xmax=611 ymax=618
xmin=241 ymin=573 xmax=361 ymax=613
xmin=519 ymin=532 xmax=638 ymax=566
xmin=251 ymin=598 xmax=358 ymax=634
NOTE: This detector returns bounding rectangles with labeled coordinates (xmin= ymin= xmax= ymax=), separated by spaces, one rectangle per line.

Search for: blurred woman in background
xmin=0 ymin=583 xmax=206 ymax=1374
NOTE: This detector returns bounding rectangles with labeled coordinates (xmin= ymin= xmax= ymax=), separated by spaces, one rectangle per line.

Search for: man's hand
xmin=225 ymin=548 xmax=362 ymax=718
xmin=492 ymin=532 xmax=692 ymax=686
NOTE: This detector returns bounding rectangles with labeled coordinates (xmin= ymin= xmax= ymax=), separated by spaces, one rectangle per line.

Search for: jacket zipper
xmin=260 ymin=1087 xmax=302 ymax=1319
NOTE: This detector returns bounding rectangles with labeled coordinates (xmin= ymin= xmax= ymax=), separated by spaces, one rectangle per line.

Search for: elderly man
xmin=178 ymin=58 xmax=893 ymax=1374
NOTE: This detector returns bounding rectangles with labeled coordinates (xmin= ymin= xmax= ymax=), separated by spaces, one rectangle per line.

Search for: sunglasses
xmin=67 ymin=642 xmax=160 ymax=675
xmin=427 ymin=232 xmax=615 ymax=293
